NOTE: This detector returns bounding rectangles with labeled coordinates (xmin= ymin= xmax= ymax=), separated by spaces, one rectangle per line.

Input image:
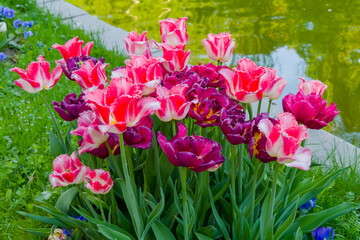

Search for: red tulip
xmin=85 ymin=169 xmax=113 ymax=194
xmin=71 ymin=60 xmax=108 ymax=92
xmin=298 ymin=77 xmax=327 ymax=96
xmin=123 ymin=31 xmax=151 ymax=58
xmin=52 ymin=36 xmax=93 ymax=62
xmin=161 ymin=44 xmax=191 ymax=73
xmin=49 ymin=152 xmax=90 ymax=188
xmin=85 ymin=77 xmax=160 ymax=134
xmin=202 ymin=33 xmax=235 ymax=63
xmin=260 ymin=68 xmax=287 ymax=100
xmin=155 ymin=84 xmax=194 ymax=122
xmin=159 ymin=17 xmax=188 ymax=47
xmin=258 ymin=113 xmax=312 ymax=170
xmin=11 ymin=56 xmax=63 ymax=93
xmin=219 ymin=58 xmax=264 ymax=103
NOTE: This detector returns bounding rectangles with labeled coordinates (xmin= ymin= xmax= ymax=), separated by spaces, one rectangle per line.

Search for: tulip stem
xmin=257 ymin=98 xmax=263 ymax=115
xmin=75 ymin=185 xmax=98 ymax=219
xmin=238 ymin=144 xmax=244 ymax=203
xmin=105 ymin=141 xmax=123 ymax=179
xmin=247 ymin=103 xmax=253 ymax=120
xmin=181 ymin=167 xmax=189 ymax=240
xmin=172 ymin=120 xmax=177 ymax=137
xmin=268 ymin=163 xmax=280 ymax=223
xmin=230 ymin=145 xmax=236 ymax=221
xmin=99 ymin=195 xmax=106 ymax=222
xmin=267 ymin=99 xmax=272 ymax=114
xmin=249 ymin=159 xmax=259 ymax=225
xmin=284 ymin=168 xmax=297 ymax=207
xmin=152 ymin=128 xmax=163 ymax=190
xmin=41 ymin=91 xmax=65 ymax=148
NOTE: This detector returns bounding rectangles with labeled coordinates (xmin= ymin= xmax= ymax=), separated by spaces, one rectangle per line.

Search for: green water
xmin=67 ymin=0 xmax=360 ymax=144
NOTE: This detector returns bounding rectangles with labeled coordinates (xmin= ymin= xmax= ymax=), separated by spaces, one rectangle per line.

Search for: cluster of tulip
xmin=12 ymin=17 xmax=343 ymax=240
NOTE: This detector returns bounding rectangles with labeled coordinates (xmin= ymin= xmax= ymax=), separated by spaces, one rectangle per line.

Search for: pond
xmin=66 ymin=0 xmax=360 ymax=144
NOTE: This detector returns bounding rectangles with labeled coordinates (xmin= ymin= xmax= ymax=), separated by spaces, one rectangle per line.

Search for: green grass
xmin=0 ymin=0 xmax=126 ymax=239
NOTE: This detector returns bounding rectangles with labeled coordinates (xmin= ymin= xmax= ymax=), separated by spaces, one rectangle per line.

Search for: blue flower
xmin=0 ymin=6 xmax=4 ymax=17
xmin=300 ymin=197 xmax=316 ymax=211
xmin=21 ymin=21 xmax=34 ymax=30
xmin=23 ymin=30 xmax=33 ymax=40
xmin=0 ymin=52 xmax=6 ymax=61
xmin=63 ymin=216 xmax=86 ymax=237
xmin=3 ymin=7 xmax=14 ymax=19
xmin=13 ymin=19 xmax=21 ymax=28
xmin=312 ymin=226 xmax=334 ymax=240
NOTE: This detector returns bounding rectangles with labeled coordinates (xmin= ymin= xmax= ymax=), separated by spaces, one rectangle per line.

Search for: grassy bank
xmin=0 ymin=0 xmax=126 ymax=238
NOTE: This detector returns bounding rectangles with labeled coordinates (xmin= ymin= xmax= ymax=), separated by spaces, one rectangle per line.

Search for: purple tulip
xmin=312 ymin=226 xmax=334 ymax=240
xmin=61 ymin=56 xmax=105 ymax=81
xmin=53 ymin=93 xmax=91 ymax=121
xmin=157 ymin=122 xmax=225 ymax=172
xmin=13 ymin=19 xmax=21 ymax=28
xmin=189 ymin=63 xmax=229 ymax=88
xmin=247 ymin=113 xmax=278 ymax=163
xmin=79 ymin=133 xmax=120 ymax=159
xmin=123 ymin=116 xmax=153 ymax=149
xmin=219 ymin=104 xmax=250 ymax=145
xmin=3 ymin=7 xmax=14 ymax=18
xmin=282 ymin=90 xmax=339 ymax=130
xmin=189 ymin=86 xmax=232 ymax=127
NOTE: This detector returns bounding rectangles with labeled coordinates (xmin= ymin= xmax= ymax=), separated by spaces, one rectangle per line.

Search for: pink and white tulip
xmin=123 ymin=31 xmax=152 ymax=58
xmin=155 ymin=84 xmax=194 ymax=122
xmin=260 ymin=68 xmax=287 ymax=100
xmin=11 ymin=56 xmax=63 ymax=93
xmin=52 ymin=36 xmax=93 ymax=62
xmin=161 ymin=44 xmax=191 ymax=73
xmin=159 ymin=17 xmax=189 ymax=47
xmin=71 ymin=111 xmax=110 ymax=155
xmin=202 ymin=33 xmax=235 ymax=63
xmin=298 ymin=77 xmax=327 ymax=96
xmin=86 ymin=77 xmax=161 ymax=134
xmin=71 ymin=60 xmax=108 ymax=92
xmin=219 ymin=58 xmax=264 ymax=103
xmin=258 ymin=113 xmax=312 ymax=170
xmin=49 ymin=152 xmax=90 ymax=188
xmin=85 ymin=169 xmax=114 ymax=194
xmin=126 ymin=55 xmax=163 ymax=95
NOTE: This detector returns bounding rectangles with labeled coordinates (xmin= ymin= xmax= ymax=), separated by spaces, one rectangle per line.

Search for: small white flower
xmin=0 ymin=22 xmax=7 ymax=33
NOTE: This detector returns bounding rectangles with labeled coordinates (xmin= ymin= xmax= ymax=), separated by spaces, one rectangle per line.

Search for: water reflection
xmin=66 ymin=0 xmax=360 ymax=143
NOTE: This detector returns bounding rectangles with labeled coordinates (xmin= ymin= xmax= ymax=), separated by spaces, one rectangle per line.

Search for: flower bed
xmin=9 ymin=14 xmax=360 ymax=240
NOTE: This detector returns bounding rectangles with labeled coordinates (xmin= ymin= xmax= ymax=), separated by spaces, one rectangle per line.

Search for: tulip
xmin=282 ymin=90 xmax=339 ymax=130
xmin=220 ymin=104 xmax=251 ymax=145
xmin=11 ymin=55 xmax=63 ymax=93
xmin=298 ymin=77 xmax=327 ymax=96
xmin=312 ymin=227 xmax=334 ymax=240
xmin=159 ymin=17 xmax=188 ymax=47
xmin=86 ymin=77 xmax=160 ymax=134
xmin=52 ymin=36 xmax=93 ymax=62
xmin=71 ymin=60 xmax=108 ymax=92
xmin=123 ymin=31 xmax=151 ymax=58
xmin=126 ymin=55 xmax=163 ymax=95
xmin=219 ymin=58 xmax=264 ymax=103
xmin=53 ymin=93 xmax=90 ymax=121
xmin=190 ymin=63 xmax=228 ymax=88
xmin=62 ymin=56 xmax=105 ymax=81
xmin=0 ymin=22 xmax=7 ymax=32
xmin=259 ymin=68 xmax=287 ymax=100
xmin=189 ymin=87 xmax=232 ymax=127
xmin=157 ymin=122 xmax=225 ymax=172
xmin=49 ymin=152 xmax=90 ymax=188
xmin=85 ymin=169 xmax=114 ymax=194
xmin=201 ymin=33 xmax=235 ymax=63
xmin=161 ymin=44 xmax=191 ymax=73
xmin=71 ymin=111 xmax=111 ymax=155
xmin=258 ymin=112 xmax=312 ymax=170
xmin=123 ymin=116 xmax=153 ymax=149
xmin=247 ymin=113 xmax=278 ymax=163
xmin=48 ymin=229 xmax=67 ymax=240
xmin=155 ymin=84 xmax=194 ymax=122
